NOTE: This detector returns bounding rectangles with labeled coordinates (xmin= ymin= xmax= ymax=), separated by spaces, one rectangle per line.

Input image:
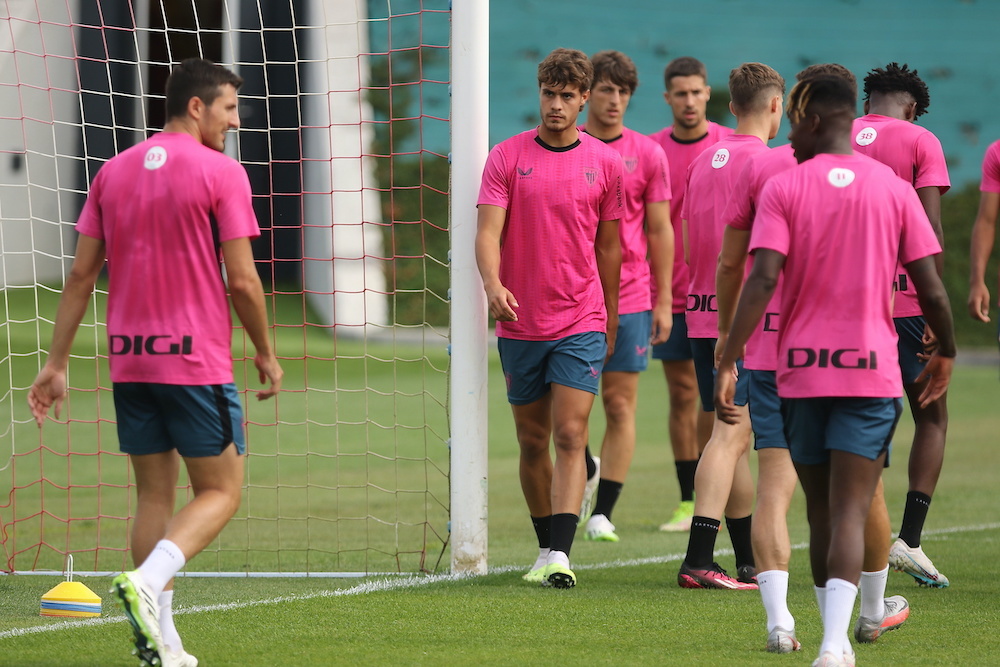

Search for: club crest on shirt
xmin=584 ymin=168 xmax=598 ymax=185
xmin=827 ymin=168 xmax=856 ymax=188
xmin=855 ymin=127 xmax=878 ymax=146
xmin=624 ymin=157 xmax=639 ymax=173
xmin=711 ymin=148 xmax=730 ymax=169
xmin=517 ymin=166 xmax=533 ymax=179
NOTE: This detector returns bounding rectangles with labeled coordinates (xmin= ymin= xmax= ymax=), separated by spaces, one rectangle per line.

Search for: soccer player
xmin=676 ymin=62 xmax=785 ymax=590
xmin=27 ymin=58 xmax=284 ymax=667
xmin=852 ymin=63 xmax=952 ymax=588
xmin=475 ymin=48 xmax=623 ymax=588
xmin=579 ymin=50 xmax=673 ymax=542
xmin=649 ymin=57 xmax=734 ymax=533
xmin=968 ymin=138 xmax=1000 ymax=325
xmin=716 ymin=73 xmax=955 ymax=667
xmin=719 ymin=64 xmax=908 ymax=651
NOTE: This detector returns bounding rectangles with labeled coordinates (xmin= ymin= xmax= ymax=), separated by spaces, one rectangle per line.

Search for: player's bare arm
xmin=715 ymin=248 xmax=784 ymax=425
xmin=27 ymin=234 xmax=106 ymax=427
xmin=905 ymin=254 xmax=956 ymax=407
xmin=714 ymin=225 xmax=751 ymax=366
xmin=968 ymin=190 xmax=1000 ymax=323
xmin=475 ymin=203 xmax=519 ymax=322
xmin=645 ymin=199 xmax=674 ymax=344
xmin=222 ymin=237 xmax=283 ymax=400
xmin=595 ymin=217 xmax=622 ymax=357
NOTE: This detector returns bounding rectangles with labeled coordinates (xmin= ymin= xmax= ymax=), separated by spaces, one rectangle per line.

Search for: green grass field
xmin=2 ymin=292 xmax=1000 ymax=664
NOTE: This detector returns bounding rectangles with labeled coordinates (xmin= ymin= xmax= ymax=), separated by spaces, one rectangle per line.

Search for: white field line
xmin=3 ymin=521 xmax=997 ymax=641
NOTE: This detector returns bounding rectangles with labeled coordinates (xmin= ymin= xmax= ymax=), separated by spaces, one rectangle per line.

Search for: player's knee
xmin=551 ymin=421 xmax=587 ymax=451
xmin=602 ymin=392 xmax=635 ymax=424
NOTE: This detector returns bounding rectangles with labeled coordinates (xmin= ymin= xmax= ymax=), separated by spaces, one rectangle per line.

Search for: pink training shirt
xmin=478 ymin=129 xmax=624 ymax=340
xmin=981 ymin=139 xmax=1000 ymax=192
xmin=980 ymin=140 xmax=1000 ymax=305
xmin=723 ymin=143 xmax=797 ymax=371
xmin=649 ymin=121 xmax=734 ymax=313
xmin=750 ymin=153 xmax=942 ymax=398
xmin=683 ymin=133 xmax=770 ymax=339
xmin=587 ymin=127 xmax=671 ymax=315
xmin=852 ymin=114 xmax=950 ymax=318
xmin=76 ymin=132 xmax=261 ymax=385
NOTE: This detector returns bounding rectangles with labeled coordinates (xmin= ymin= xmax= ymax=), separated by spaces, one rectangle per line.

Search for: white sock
xmin=814 ymin=585 xmax=827 ymax=625
xmin=158 ymin=590 xmax=183 ymax=653
xmin=530 ymin=548 xmax=550 ymax=571
xmin=758 ymin=569 xmax=794 ymax=632
xmin=137 ymin=539 xmax=186 ymax=597
xmin=820 ymin=578 xmax=858 ymax=657
xmin=858 ymin=567 xmax=889 ymax=621
xmin=546 ymin=549 xmax=570 ymax=568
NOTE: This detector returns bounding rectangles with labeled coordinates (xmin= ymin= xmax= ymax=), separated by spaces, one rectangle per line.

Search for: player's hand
xmin=605 ymin=313 xmax=619 ymax=361
xmin=968 ymin=282 xmax=992 ymax=323
xmin=254 ymin=353 xmax=284 ymax=400
xmin=649 ymin=304 xmax=672 ymax=346
xmin=714 ymin=333 xmax=745 ymax=369
xmin=916 ymin=324 xmax=939 ymax=362
xmin=914 ymin=352 xmax=954 ymax=408
xmin=484 ymin=283 xmax=519 ymax=322
xmin=27 ymin=365 xmax=67 ymax=427
xmin=714 ymin=362 xmax=742 ymax=425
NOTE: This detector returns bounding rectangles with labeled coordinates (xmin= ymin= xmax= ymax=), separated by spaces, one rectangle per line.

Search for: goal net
xmin=0 ymin=0 xmax=463 ymax=576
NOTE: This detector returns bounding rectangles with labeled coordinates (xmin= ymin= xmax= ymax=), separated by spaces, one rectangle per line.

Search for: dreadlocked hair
xmin=796 ymin=63 xmax=857 ymax=97
xmin=863 ymin=62 xmax=930 ymax=118
xmin=787 ymin=74 xmax=857 ymax=123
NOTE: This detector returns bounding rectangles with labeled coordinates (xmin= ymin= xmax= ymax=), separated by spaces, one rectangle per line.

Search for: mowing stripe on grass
xmin=3 ymin=521 xmax=997 ymax=642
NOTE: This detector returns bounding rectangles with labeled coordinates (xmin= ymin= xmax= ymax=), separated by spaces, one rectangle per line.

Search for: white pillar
xmin=448 ymin=0 xmax=490 ymax=574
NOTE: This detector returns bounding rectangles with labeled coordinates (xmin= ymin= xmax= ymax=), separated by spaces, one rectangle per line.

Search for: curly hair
xmin=537 ymin=48 xmax=594 ymax=93
xmin=863 ymin=62 xmax=930 ymax=118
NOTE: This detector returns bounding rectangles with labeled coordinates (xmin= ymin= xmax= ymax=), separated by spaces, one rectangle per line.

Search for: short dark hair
xmin=663 ymin=56 xmax=706 ymax=90
xmin=165 ymin=58 xmax=243 ymax=120
xmin=591 ymin=50 xmax=639 ymax=95
xmin=537 ymin=48 xmax=594 ymax=93
xmin=863 ymin=62 xmax=930 ymax=118
xmin=728 ymin=62 xmax=785 ymax=114
xmin=797 ymin=63 xmax=857 ymax=97
xmin=787 ymin=74 xmax=858 ymax=123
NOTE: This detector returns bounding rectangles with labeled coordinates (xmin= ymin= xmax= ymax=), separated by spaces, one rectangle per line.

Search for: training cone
xmin=40 ymin=580 xmax=102 ymax=618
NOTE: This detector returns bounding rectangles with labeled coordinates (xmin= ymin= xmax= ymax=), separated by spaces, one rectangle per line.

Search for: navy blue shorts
xmin=650 ymin=313 xmax=693 ymax=361
xmin=748 ymin=370 xmax=787 ymax=450
xmin=498 ymin=332 xmax=606 ymax=405
xmin=782 ymin=397 xmax=902 ymax=466
xmin=604 ymin=311 xmax=652 ymax=373
xmin=690 ymin=337 xmax=749 ymax=412
xmin=895 ymin=315 xmax=928 ymax=385
xmin=113 ymin=382 xmax=246 ymax=457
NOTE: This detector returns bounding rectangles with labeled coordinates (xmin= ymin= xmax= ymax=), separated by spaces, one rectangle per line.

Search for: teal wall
xmin=371 ymin=0 xmax=1000 ymax=186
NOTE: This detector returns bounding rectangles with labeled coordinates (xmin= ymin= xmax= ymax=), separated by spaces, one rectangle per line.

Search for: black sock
xmin=592 ymin=479 xmax=623 ymax=521
xmin=898 ymin=491 xmax=932 ymax=548
xmin=585 ymin=446 xmax=597 ymax=480
xmin=549 ymin=513 xmax=579 ymax=556
xmin=684 ymin=516 xmax=721 ymax=567
xmin=726 ymin=514 xmax=754 ymax=569
xmin=675 ymin=459 xmax=698 ymax=502
xmin=531 ymin=515 xmax=552 ymax=550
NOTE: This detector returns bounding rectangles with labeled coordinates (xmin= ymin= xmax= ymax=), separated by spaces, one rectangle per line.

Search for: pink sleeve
xmin=643 ymin=144 xmax=671 ymax=204
xmin=981 ymin=142 xmax=1000 ymax=193
xmin=75 ymin=169 xmax=105 ymax=240
xmin=898 ymin=185 xmax=943 ymax=265
xmin=748 ymin=179 xmax=789 ymax=256
xmin=913 ymin=131 xmax=950 ymax=194
xmin=723 ymin=160 xmax=754 ymax=231
xmin=599 ymin=155 xmax=624 ymax=220
xmin=477 ymin=144 xmax=510 ymax=209
xmin=213 ymin=160 xmax=260 ymax=241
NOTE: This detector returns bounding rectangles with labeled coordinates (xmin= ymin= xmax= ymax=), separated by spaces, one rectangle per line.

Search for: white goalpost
xmin=0 ymin=0 xmax=488 ymax=576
